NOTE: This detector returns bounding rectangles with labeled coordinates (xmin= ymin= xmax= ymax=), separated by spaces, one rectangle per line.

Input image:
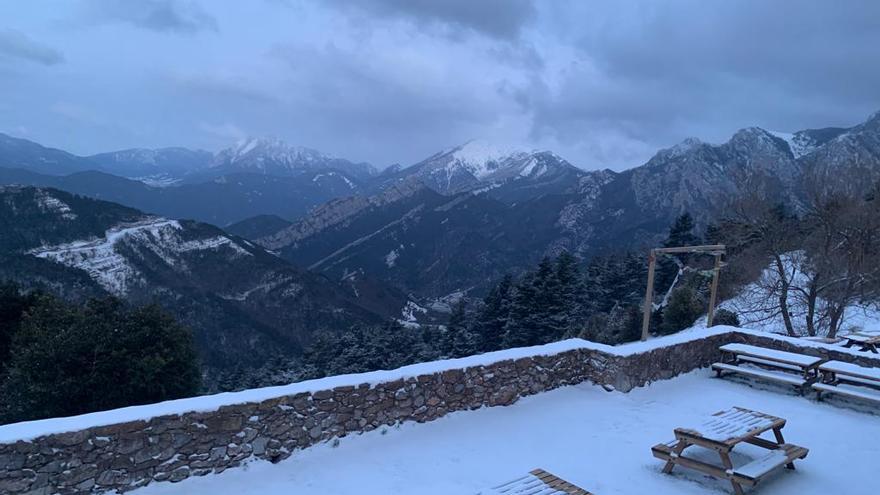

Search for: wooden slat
xmin=719 ymin=344 xmax=823 ymax=367
xmin=712 ymin=363 xmax=806 ymax=387
xmin=819 ymin=360 xmax=880 ymax=382
xmin=813 ymin=383 xmax=880 ymax=403
xmin=479 ymin=469 xmax=592 ymax=495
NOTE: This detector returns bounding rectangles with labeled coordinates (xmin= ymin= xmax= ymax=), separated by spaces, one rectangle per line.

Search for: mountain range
xmin=0 ymin=185 xmax=411 ymax=386
xmin=2 ymin=110 xmax=880 ymax=386
xmin=251 ymin=111 xmax=880 ymax=300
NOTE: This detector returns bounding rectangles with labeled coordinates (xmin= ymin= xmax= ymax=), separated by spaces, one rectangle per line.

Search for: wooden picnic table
xmin=841 ymin=331 xmax=880 ymax=353
xmin=713 ymin=343 xmax=824 ymax=393
xmin=652 ymin=407 xmax=808 ymax=495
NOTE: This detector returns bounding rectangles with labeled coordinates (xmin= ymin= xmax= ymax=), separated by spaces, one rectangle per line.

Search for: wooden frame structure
xmin=641 ymin=244 xmax=726 ymax=341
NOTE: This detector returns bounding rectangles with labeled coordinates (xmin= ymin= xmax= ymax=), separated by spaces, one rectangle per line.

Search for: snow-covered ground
xmin=712 ymin=252 xmax=880 ymax=336
xmin=135 ymin=370 xmax=878 ymax=495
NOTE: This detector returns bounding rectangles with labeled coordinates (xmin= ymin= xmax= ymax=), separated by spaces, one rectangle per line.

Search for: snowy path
xmin=136 ymin=370 xmax=879 ymax=495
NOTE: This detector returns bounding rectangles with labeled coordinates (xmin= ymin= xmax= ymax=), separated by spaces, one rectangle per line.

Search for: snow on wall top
xmin=0 ymin=325 xmax=870 ymax=444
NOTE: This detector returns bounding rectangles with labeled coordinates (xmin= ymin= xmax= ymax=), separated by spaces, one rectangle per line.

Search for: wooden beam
xmin=706 ymin=253 xmax=722 ymax=327
xmin=641 ymin=249 xmax=656 ymax=341
xmin=653 ymin=244 xmax=726 ymax=255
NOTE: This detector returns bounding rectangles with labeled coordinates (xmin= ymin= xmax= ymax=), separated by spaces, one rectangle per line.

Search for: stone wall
xmin=0 ymin=329 xmax=873 ymax=494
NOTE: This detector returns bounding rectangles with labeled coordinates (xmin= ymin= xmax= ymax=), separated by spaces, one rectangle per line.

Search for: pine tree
xmin=664 ymin=212 xmax=700 ymax=248
xmin=554 ymin=252 xmax=586 ymax=337
xmin=503 ymin=258 xmax=565 ymax=347
xmin=657 ymin=213 xmax=702 ymax=298
xmin=660 ymin=286 xmax=703 ymax=335
xmin=472 ymin=275 xmax=513 ymax=352
xmin=441 ymin=301 xmax=475 ymax=358
xmin=1 ymin=295 xmax=200 ymax=423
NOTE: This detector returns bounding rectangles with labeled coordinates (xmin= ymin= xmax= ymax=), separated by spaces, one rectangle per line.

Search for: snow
xmin=235 ymin=137 xmax=260 ymax=157
xmin=134 ymin=174 xmax=181 ymax=188
xmin=398 ymin=300 xmax=427 ymax=328
xmin=36 ymin=190 xmax=77 ymax=220
xmin=712 ymin=252 xmax=880 ymax=336
xmin=734 ymin=449 xmax=789 ymax=479
xmin=28 ymin=218 xmax=251 ymax=295
xmin=819 ymin=360 xmax=880 ymax=381
xmin=312 ymin=172 xmax=356 ymax=189
xmin=450 ymin=140 xmax=525 ymax=179
xmin=3 ymin=324 xmax=874 ymax=446
xmin=678 ymin=407 xmax=775 ymax=442
xmin=134 ymin=370 xmax=879 ymax=495
xmin=666 ymin=137 xmax=703 ymax=158
xmin=384 ymin=248 xmax=399 ymax=268
xmin=28 ymin=219 xmax=180 ymax=294
xmin=477 ymin=472 xmax=569 ymax=494
xmin=768 ymin=130 xmax=816 ymax=159
xmin=718 ymin=343 xmax=824 ymax=367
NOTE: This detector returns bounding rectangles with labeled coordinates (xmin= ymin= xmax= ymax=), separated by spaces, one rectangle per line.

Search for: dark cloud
xmin=0 ymin=30 xmax=64 ymax=65
xmin=83 ymin=0 xmax=218 ymax=33
xmin=3 ymin=1 xmax=879 ymax=170
xmin=529 ymin=0 xmax=880 ymax=156
xmin=330 ymin=0 xmax=536 ymax=40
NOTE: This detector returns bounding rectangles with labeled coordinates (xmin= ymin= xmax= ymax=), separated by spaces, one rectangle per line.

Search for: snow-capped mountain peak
xmin=447 ymin=139 xmax=528 ymax=179
xmin=221 ymin=137 xmax=331 ymax=166
xmin=210 ymin=137 xmax=375 ymax=179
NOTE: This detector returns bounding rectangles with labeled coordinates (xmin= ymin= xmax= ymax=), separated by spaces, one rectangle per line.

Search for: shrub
xmin=660 ymin=287 xmax=703 ymax=335
xmin=711 ymin=308 xmax=741 ymax=327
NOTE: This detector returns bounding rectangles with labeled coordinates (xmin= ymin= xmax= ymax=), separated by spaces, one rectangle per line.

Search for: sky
xmin=1 ymin=0 xmax=879 ymax=171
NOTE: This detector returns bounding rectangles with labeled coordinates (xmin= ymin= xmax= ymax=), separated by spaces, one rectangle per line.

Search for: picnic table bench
xmin=477 ymin=468 xmax=592 ymax=495
xmin=813 ymin=360 xmax=880 ymax=404
xmin=712 ymin=343 xmax=823 ymax=393
xmin=841 ymin=331 xmax=880 ymax=353
xmin=652 ymin=407 xmax=808 ymax=495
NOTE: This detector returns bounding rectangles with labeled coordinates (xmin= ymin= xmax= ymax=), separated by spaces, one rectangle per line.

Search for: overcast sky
xmin=1 ymin=1 xmax=879 ymax=170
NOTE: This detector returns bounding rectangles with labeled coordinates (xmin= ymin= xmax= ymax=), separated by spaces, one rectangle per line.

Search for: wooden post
xmin=706 ymin=254 xmax=722 ymax=327
xmin=641 ymin=249 xmax=656 ymax=341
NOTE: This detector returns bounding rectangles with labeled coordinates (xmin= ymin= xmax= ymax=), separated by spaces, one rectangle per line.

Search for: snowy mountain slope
xmin=29 ymin=218 xmax=251 ymax=296
xmin=266 ymin=110 xmax=880 ymax=300
xmin=209 ymin=137 xmax=376 ymax=180
xmin=0 ymin=186 xmax=407 ymax=381
xmin=375 ymin=139 xmax=589 ymax=201
xmin=88 ymin=147 xmax=214 ymax=180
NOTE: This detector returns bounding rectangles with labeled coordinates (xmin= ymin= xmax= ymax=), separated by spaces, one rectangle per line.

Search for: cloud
xmin=198 ymin=121 xmax=246 ymax=141
xmin=82 ymin=0 xmax=218 ymax=34
xmin=328 ymin=0 xmax=536 ymax=40
xmin=518 ymin=0 xmax=880 ymax=164
xmin=0 ymin=30 xmax=64 ymax=65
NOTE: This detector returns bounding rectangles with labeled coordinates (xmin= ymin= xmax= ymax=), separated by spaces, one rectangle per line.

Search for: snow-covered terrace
xmin=135 ymin=369 xmax=877 ymax=495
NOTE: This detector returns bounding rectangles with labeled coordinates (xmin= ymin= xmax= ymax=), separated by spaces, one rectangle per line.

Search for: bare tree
xmin=719 ymin=176 xmax=880 ymax=338
xmin=717 ymin=192 xmax=805 ymax=336
xmin=800 ymin=180 xmax=880 ymax=337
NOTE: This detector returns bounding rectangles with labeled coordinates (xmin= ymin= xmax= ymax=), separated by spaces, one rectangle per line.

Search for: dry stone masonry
xmin=0 ymin=329 xmax=876 ymax=494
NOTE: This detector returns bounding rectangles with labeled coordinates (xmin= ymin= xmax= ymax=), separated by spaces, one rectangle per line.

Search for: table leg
xmin=772 ymin=427 xmax=796 ymax=470
xmin=662 ymin=440 xmax=689 ymax=474
xmin=719 ymin=451 xmax=744 ymax=495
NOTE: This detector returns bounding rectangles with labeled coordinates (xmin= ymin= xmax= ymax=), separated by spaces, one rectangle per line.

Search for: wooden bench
xmin=813 ymin=360 xmax=880 ymax=404
xmin=652 ymin=407 xmax=808 ymax=495
xmin=712 ymin=343 xmax=823 ymax=393
xmin=477 ymin=468 xmax=592 ymax=495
